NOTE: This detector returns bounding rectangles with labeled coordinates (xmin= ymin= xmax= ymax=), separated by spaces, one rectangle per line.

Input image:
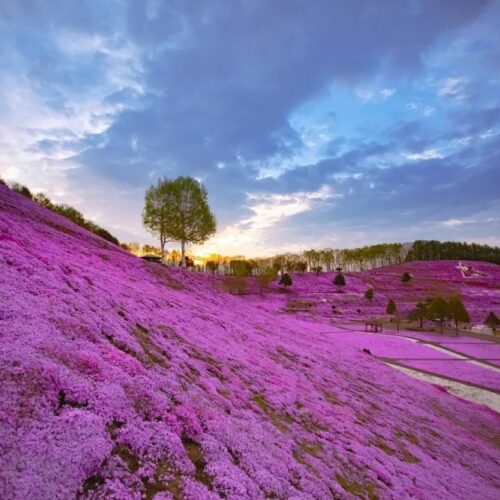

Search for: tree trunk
xmin=181 ymin=240 xmax=186 ymax=267
xmin=160 ymin=236 xmax=166 ymax=264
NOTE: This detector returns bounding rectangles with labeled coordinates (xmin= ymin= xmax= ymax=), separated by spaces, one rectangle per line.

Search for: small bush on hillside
xmin=364 ymin=288 xmax=374 ymax=302
xmin=401 ymin=272 xmax=412 ymax=283
xmin=279 ymin=273 xmax=292 ymax=288
xmin=311 ymin=266 xmax=323 ymax=274
xmin=10 ymin=182 xmax=33 ymax=199
xmin=333 ymin=273 xmax=346 ymax=292
xmin=485 ymin=312 xmax=499 ymax=335
xmin=386 ymin=299 xmax=397 ymax=315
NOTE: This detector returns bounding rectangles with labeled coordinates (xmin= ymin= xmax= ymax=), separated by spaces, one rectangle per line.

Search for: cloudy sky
xmin=1 ymin=0 xmax=499 ymax=256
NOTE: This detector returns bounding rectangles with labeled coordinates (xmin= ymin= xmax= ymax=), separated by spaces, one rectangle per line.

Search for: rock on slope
xmin=0 ymin=184 xmax=499 ymax=499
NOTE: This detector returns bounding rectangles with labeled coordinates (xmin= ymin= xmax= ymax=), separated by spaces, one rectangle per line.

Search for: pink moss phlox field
xmin=258 ymin=259 xmax=500 ymax=326
xmin=322 ymin=330 xmax=500 ymax=390
xmin=1 ymin=184 xmax=500 ymax=499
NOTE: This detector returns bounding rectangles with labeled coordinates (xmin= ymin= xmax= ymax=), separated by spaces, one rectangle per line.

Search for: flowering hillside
xmin=1 ymin=184 xmax=499 ymax=499
xmin=260 ymin=260 xmax=500 ymax=325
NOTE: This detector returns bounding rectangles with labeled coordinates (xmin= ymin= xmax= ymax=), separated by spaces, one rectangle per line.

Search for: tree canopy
xmin=426 ymin=297 xmax=448 ymax=333
xmin=143 ymin=176 xmax=216 ymax=265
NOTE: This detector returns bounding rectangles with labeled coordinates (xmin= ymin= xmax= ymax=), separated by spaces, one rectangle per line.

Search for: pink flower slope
xmin=0 ymin=185 xmax=499 ymax=499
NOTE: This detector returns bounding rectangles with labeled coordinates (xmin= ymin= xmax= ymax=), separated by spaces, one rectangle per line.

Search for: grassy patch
xmin=182 ymin=437 xmax=213 ymax=488
xmin=299 ymin=439 xmax=324 ymax=457
xmin=80 ymin=475 xmax=105 ymax=496
xmin=217 ymin=387 xmax=230 ymax=398
xmin=46 ymin=220 xmax=77 ymax=236
xmin=133 ymin=325 xmax=168 ymax=367
xmin=300 ymin=412 xmax=328 ymax=432
xmin=143 ymin=460 xmax=183 ymax=500
xmin=371 ymin=435 xmax=421 ymax=464
xmin=323 ymin=390 xmax=341 ymax=405
xmin=252 ymin=392 xmax=294 ymax=433
xmin=112 ymin=444 xmax=140 ymax=473
xmin=286 ymin=299 xmax=315 ymax=312
xmin=336 ymin=474 xmax=378 ymax=499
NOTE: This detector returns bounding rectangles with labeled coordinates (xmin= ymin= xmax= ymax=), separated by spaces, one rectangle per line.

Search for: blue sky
xmin=1 ymin=0 xmax=499 ymax=256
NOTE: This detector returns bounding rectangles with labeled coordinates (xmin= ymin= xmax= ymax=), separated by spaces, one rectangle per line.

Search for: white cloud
xmin=197 ymin=185 xmax=335 ymax=256
xmin=479 ymin=128 xmax=499 ymax=139
xmin=0 ymin=30 xmax=145 ymax=199
xmin=404 ymin=149 xmax=443 ymax=161
xmin=380 ymin=88 xmax=396 ymax=99
xmin=442 ymin=218 xmax=474 ymax=227
xmin=453 ymin=136 xmax=473 ymax=147
xmin=423 ymin=105 xmax=435 ymax=117
xmin=406 ymin=101 xmax=435 ymax=117
xmin=438 ymin=77 xmax=468 ymax=100
xmin=355 ymin=89 xmax=375 ymax=102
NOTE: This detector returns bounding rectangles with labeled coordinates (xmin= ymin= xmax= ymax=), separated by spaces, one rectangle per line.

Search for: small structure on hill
xmin=456 ymin=261 xmax=485 ymax=278
xmin=140 ymin=254 xmax=162 ymax=263
xmin=365 ymin=321 xmax=383 ymax=333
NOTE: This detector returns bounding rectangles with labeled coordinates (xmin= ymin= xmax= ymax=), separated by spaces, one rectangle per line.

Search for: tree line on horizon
xmin=3 ymin=177 xmax=500 ymax=270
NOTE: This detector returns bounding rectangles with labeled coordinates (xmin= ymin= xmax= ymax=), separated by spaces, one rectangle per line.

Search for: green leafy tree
xmin=386 ymin=299 xmax=397 ymax=315
xmin=446 ymin=296 xmax=470 ymax=335
xmin=295 ymin=261 xmax=307 ymax=273
xmin=143 ymin=176 xmax=216 ymax=265
xmin=142 ymin=244 xmax=161 ymax=256
xmin=364 ymin=287 xmax=374 ymax=302
xmin=401 ymin=272 xmax=412 ymax=283
xmin=408 ymin=301 xmax=427 ymax=328
xmin=230 ymin=259 xmax=252 ymax=277
xmin=206 ymin=261 xmax=219 ymax=274
xmin=485 ymin=312 xmax=498 ymax=335
xmin=258 ymin=266 xmax=278 ymax=293
xmin=426 ymin=297 xmax=448 ymax=334
xmin=408 ymin=298 xmax=434 ymax=329
xmin=33 ymin=192 xmax=54 ymax=209
xmin=333 ymin=273 xmax=346 ymax=292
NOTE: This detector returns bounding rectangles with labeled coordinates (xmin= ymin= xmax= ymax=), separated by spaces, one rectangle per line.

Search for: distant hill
xmin=1 ymin=184 xmax=499 ymax=499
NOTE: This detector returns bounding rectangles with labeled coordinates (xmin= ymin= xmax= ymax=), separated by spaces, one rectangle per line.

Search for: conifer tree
xmin=446 ymin=296 xmax=470 ymax=335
